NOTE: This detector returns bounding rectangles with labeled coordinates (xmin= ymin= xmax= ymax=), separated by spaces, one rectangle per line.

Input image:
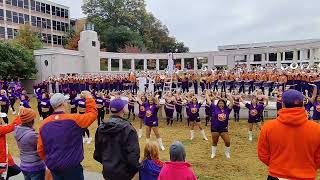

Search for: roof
xmin=218 ymin=39 xmax=320 ymax=51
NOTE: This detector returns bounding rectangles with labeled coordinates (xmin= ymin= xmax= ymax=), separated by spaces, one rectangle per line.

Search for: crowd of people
xmin=0 ymin=65 xmax=319 ymax=179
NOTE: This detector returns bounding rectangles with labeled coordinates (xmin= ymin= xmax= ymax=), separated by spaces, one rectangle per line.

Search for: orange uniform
xmin=258 ymin=108 xmax=320 ymax=179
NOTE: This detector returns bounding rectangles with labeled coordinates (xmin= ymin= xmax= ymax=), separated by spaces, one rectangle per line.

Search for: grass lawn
xmin=4 ymin=98 xmax=320 ymax=180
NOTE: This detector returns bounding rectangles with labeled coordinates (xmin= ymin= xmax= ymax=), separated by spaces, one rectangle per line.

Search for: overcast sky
xmin=53 ymin=0 xmax=320 ymax=52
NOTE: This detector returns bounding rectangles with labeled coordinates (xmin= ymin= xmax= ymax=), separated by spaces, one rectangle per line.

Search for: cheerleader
xmin=205 ymin=91 xmax=214 ymax=126
xmin=7 ymin=88 xmax=17 ymax=115
xmin=254 ymin=89 xmax=269 ymax=122
xmin=239 ymin=97 xmax=265 ymax=141
xmin=137 ymin=93 xmax=165 ymax=151
xmin=186 ymin=95 xmax=208 ymax=141
xmin=0 ymin=90 xmax=10 ymax=124
xmin=70 ymin=90 xmax=78 ymax=114
xmin=20 ymin=94 xmax=31 ymax=108
xmin=96 ymin=92 xmax=106 ymax=126
xmin=137 ymin=94 xmax=147 ymax=138
xmin=40 ymin=92 xmax=52 ymax=119
xmin=127 ymin=93 xmax=136 ymax=120
xmin=232 ymin=91 xmax=241 ymax=122
xmin=205 ymin=91 xmax=234 ymax=159
xmin=76 ymin=95 xmax=92 ymax=144
xmin=105 ymin=91 xmax=111 ymax=114
xmin=174 ymin=91 xmax=183 ymax=122
xmin=164 ymin=92 xmax=176 ymax=126
xmin=272 ymin=87 xmax=283 ymax=111
xmin=308 ymin=84 xmax=319 ymax=123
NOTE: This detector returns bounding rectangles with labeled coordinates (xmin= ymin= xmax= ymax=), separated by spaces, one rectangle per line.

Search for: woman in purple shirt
xmin=164 ymin=92 xmax=176 ymax=126
xmin=186 ymin=96 xmax=208 ymax=141
xmin=0 ymin=89 xmax=10 ymax=124
xmin=205 ymin=91 xmax=234 ymax=159
xmin=137 ymin=93 xmax=165 ymax=151
xmin=308 ymin=83 xmax=319 ymax=123
xmin=240 ymin=97 xmax=265 ymax=142
xmin=137 ymin=95 xmax=147 ymax=138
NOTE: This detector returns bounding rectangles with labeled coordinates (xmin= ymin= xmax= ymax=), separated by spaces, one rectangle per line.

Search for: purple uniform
xmin=312 ymin=102 xmax=320 ymax=120
xmin=187 ymin=103 xmax=202 ymax=122
xmin=143 ymin=104 xmax=159 ymax=127
xmin=20 ymin=99 xmax=31 ymax=108
xmin=95 ymin=97 xmax=105 ymax=108
xmin=138 ymin=102 xmax=147 ymax=119
xmin=233 ymin=98 xmax=240 ymax=113
xmin=175 ymin=99 xmax=183 ymax=113
xmin=0 ymin=95 xmax=10 ymax=107
xmin=40 ymin=98 xmax=51 ymax=111
xmin=128 ymin=98 xmax=135 ymax=112
xmin=245 ymin=103 xmax=264 ymax=123
xmin=210 ymin=104 xmax=232 ymax=132
xmin=165 ymin=100 xmax=175 ymax=119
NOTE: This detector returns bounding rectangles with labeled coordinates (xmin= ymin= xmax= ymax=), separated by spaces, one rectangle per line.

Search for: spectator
xmin=258 ymin=89 xmax=320 ymax=180
xmin=14 ymin=108 xmax=46 ymax=180
xmin=37 ymin=91 xmax=97 ymax=180
xmin=0 ymin=114 xmax=21 ymax=180
xmin=158 ymin=141 xmax=197 ymax=180
xmin=94 ymin=98 xmax=140 ymax=180
xmin=140 ymin=141 xmax=163 ymax=180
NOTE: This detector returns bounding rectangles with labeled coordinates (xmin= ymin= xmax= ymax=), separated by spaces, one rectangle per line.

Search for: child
xmin=14 ymin=108 xmax=46 ymax=180
xmin=139 ymin=141 xmax=164 ymax=180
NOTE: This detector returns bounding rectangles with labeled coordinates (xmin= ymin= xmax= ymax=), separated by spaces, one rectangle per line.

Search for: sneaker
xmin=87 ymin=138 xmax=92 ymax=144
xmin=160 ymin=145 xmax=165 ymax=151
xmin=249 ymin=136 xmax=253 ymax=142
xmin=12 ymin=111 xmax=16 ymax=115
xmin=211 ymin=154 xmax=216 ymax=159
xmin=225 ymin=152 xmax=231 ymax=159
xmin=83 ymin=138 xmax=87 ymax=144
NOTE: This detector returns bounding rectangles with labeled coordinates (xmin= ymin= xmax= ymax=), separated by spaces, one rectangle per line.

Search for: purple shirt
xmin=187 ymin=103 xmax=202 ymax=120
xmin=0 ymin=95 xmax=10 ymax=107
xmin=143 ymin=104 xmax=159 ymax=126
xmin=245 ymin=103 xmax=264 ymax=122
xmin=312 ymin=102 xmax=320 ymax=120
xmin=210 ymin=104 xmax=232 ymax=129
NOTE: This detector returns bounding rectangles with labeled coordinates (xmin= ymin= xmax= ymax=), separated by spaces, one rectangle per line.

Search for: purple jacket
xmin=14 ymin=126 xmax=46 ymax=172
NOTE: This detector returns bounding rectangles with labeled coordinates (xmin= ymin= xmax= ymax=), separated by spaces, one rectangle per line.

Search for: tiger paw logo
xmin=316 ymin=105 xmax=320 ymax=112
xmin=218 ymin=113 xmax=226 ymax=121
xmin=140 ymin=106 xmax=145 ymax=112
xmin=146 ymin=110 xmax=152 ymax=117
xmin=250 ymin=109 xmax=258 ymax=116
xmin=191 ymin=108 xmax=197 ymax=114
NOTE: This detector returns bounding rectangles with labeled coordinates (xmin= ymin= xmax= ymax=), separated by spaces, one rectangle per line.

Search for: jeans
xmin=22 ymin=169 xmax=45 ymax=180
xmin=51 ymin=165 xmax=84 ymax=180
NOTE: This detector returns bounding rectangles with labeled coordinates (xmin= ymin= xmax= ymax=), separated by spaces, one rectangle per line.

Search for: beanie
xmin=20 ymin=108 xmax=37 ymax=124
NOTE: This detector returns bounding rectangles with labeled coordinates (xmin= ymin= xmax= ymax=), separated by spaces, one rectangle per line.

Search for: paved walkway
xmin=10 ymin=158 xmax=104 ymax=180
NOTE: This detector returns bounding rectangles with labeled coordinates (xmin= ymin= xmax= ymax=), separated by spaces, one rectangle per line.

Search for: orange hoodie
xmin=258 ymin=108 xmax=320 ymax=180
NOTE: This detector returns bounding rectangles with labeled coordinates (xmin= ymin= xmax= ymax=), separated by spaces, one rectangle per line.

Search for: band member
xmin=206 ymin=91 xmax=234 ymax=159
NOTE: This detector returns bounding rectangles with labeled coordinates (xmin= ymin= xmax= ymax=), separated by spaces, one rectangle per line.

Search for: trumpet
xmin=281 ymin=64 xmax=289 ymax=71
xmin=201 ymin=66 xmax=208 ymax=72
xmin=290 ymin=62 xmax=298 ymax=70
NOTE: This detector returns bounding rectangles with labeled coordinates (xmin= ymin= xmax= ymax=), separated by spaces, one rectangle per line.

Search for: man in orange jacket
xmin=258 ymin=89 xmax=320 ymax=180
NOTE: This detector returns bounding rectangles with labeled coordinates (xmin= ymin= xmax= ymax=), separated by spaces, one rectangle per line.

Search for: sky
xmin=53 ymin=0 xmax=320 ymax=52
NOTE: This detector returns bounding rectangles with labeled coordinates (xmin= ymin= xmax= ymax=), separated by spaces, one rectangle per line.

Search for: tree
xmin=82 ymin=0 xmax=189 ymax=53
xmin=12 ymin=24 xmax=43 ymax=51
xmin=100 ymin=26 xmax=144 ymax=52
xmin=64 ymin=29 xmax=80 ymax=50
xmin=0 ymin=41 xmax=37 ymax=79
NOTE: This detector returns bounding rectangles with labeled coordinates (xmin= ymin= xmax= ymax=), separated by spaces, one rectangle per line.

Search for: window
xmin=24 ymin=14 xmax=29 ymax=24
xmin=53 ymin=35 xmax=57 ymax=44
xmin=254 ymin=54 xmax=262 ymax=62
xmin=12 ymin=11 xmax=18 ymax=23
xmin=51 ymin=6 xmax=55 ymax=15
xmin=61 ymin=22 xmax=65 ymax=31
xmin=47 ymin=34 xmax=51 ymax=43
xmin=18 ymin=0 xmax=23 ymax=8
xmin=5 ymin=0 xmax=11 ymax=5
xmin=57 ymin=35 xmax=61 ymax=45
xmin=18 ymin=13 xmax=24 ymax=24
xmin=36 ymin=17 xmax=41 ymax=27
xmin=0 ymin=26 xmax=5 ymax=38
xmin=46 ymin=19 xmax=51 ymax=29
xmin=46 ymin=4 xmax=50 ymax=14
xmin=23 ymin=0 xmax=28 ymax=9
xmin=31 ymin=16 xmax=36 ymax=26
xmin=100 ymin=58 xmax=108 ymax=71
xmin=31 ymin=0 xmax=35 ymax=10
xmin=0 ymin=9 xmax=3 ymax=21
xmin=65 ymin=23 xmax=69 ymax=31
xmin=57 ymin=21 xmax=60 ymax=31
xmin=65 ymin=9 xmax=68 ymax=18
xmin=42 ymin=18 xmax=46 ymax=28
xmin=41 ymin=3 xmax=45 ymax=13
xmin=42 ymin=33 xmax=47 ymax=43
xmin=36 ymin=1 xmax=40 ymax=12
xmin=6 ymin=10 xmax=12 ymax=22
xmin=52 ymin=20 xmax=56 ymax=30
xmin=7 ymin=28 xmax=13 ymax=39
xmin=61 ymin=8 xmax=64 ymax=18
xmin=56 ymin=7 xmax=60 ymax=17
xmin=92 ymin=41 xmax=96 ymax=47
xmin=12 ymin=0 xmax=17 ymax=6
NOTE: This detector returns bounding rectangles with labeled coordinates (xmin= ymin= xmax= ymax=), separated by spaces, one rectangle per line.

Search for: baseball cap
xmin=282 ymin=89 xmax=304 ymax=107
xmin=50 ymin=93 xmax=68 ymax=108
xmin=110 ymin=98 xmax=127 ymax=113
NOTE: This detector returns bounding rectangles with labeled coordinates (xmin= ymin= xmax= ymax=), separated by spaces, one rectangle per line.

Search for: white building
xmin=34 ymin=29 xmax=320 ymax=83
xmin=0 ymin=0 xmax=70 ymax=47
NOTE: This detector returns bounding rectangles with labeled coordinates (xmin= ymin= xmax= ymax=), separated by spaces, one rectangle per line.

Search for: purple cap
xmin=110 ymin=98 xmax=128 ymax=113
xmin=282 ymin=89 xmax=304 ymax=107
